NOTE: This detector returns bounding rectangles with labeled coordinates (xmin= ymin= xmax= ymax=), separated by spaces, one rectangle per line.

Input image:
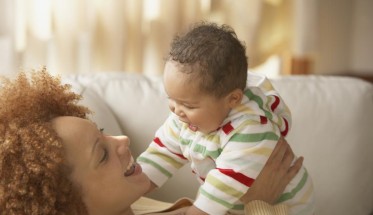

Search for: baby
xmin=138 ymin=22 xmax=314 ymax=215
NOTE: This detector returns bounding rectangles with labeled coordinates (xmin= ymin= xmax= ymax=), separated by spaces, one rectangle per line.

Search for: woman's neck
xmin=122 ymin=209 xmax=135 ymax=215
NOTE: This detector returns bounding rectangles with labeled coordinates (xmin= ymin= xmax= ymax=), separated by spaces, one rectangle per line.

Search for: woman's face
xmin=52 ymin=116 xmax=150 ymax=215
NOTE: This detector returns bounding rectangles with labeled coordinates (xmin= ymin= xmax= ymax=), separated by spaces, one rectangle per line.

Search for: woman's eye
xmin=100 ymin=148 xmax=108 ymax=163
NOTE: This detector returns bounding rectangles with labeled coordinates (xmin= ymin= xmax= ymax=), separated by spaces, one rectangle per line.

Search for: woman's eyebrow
xmin=91 ymin=137 xmax=100 ymax=156
xmin=90 ymin=122 xmax=100 ymax=156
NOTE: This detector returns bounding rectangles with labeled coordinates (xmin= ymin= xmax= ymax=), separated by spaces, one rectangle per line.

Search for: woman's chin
xmin=126 ymin=165 xmax=150 ymax=187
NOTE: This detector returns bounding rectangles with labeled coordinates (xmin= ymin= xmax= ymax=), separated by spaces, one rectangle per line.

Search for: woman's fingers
xmin=287 ymin=156 xmax=304 ymax=180
xmin=281 ymin=141 xmax=295 ymax=169
xmin=241 ymin=137 xmax=304 ymax=205
xmin=268 ymin=136 xmax=287 ymax=165
xmin=278 ymin=137 xmax=304 ymax=182
xmin=269 ymin=137 xmax=304 ymax=187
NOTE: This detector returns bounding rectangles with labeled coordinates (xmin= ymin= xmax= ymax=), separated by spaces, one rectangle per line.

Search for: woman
xmin=0 ymin=68 xmax=302 ymax=215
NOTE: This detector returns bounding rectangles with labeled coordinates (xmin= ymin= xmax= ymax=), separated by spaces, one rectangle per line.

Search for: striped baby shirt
xmin=137 ymin=72 xmax=315 ymax=215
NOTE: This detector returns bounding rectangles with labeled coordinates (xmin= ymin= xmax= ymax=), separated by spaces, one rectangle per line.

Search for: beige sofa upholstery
xmin=63 ymin=72 xmax=373 ymax=215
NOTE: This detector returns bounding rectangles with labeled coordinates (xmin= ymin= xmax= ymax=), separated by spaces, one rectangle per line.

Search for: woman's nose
xmin=115 ymin=136 xmax=130 ymax=155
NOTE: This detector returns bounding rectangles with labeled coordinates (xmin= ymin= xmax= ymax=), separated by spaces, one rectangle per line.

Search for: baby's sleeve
xmin=137 ymin=114 xmax=188 ymax=187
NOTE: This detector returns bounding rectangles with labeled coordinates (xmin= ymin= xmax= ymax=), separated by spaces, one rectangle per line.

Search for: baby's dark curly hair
xmin=168 ymin=21 xmax=248 ymax=98
xmin=0 ymin=68 xmax=90 ymax=214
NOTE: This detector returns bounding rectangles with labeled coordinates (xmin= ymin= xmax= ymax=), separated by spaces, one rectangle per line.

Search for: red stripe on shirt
xmin=280 ymin=118 xmax=289 ymax=136
xmin=217 ymin=168 xmax=255 ymax=187
xmin=271 ymin=95 xmax=280 ymax=111
xmin=153 ymin=137 xmax=187 ymax=160
xmin=222 ymin=122 xmax=234 ymax=134
xmin=153 ymin=137 xmax=165 ymax=147
xmin=260 ymin=116 xmax=268 ymax=124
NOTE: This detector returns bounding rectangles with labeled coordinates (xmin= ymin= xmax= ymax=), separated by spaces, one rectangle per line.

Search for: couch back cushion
xmin=271 ymin=76 xmax=373 ymax=215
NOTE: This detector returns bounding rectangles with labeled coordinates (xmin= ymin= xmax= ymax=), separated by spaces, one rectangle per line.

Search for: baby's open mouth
xmin=188 ymin=124 xmax=198 ymax=131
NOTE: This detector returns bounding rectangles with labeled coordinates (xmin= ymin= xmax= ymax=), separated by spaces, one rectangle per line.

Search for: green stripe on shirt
xmin=244 ymin=89 xmax=273 ymax=120
xmin=137 ymin=156 xmax=173 ymax=178
xmin=277 ymin=169 xmax=309 ymax=203
xmin=180 ymin=138 xmax=191 ymax=146
xmin=199 ymin=187 xmax=244 ymax=210
xmin=230 ymin=131 xmax=279 ymax=142
xmin=192 ymin=144 xmax=222 ymax=159
xmin=180 ymin=137 xmax=222 ymax=159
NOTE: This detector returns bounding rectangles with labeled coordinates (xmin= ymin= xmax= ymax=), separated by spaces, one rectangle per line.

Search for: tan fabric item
xmin=245 ymin=200 xmax=288 ymax=215
xmin=132 ymin=197 xmax=192 ymax=215
xmin=133 ymin=197 xmax=288 ymax=215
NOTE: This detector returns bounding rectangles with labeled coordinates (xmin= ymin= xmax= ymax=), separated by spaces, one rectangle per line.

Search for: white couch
xmin=63 ymin=72 xmax=373 ymax=215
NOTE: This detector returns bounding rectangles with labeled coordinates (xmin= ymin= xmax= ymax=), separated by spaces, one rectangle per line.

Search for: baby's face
xmin=163 ymin=61 xmax=233 ymax=134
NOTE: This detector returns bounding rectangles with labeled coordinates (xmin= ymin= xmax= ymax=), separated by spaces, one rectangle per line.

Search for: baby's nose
xmin=174 ymin=106 xmax=185 ymax=117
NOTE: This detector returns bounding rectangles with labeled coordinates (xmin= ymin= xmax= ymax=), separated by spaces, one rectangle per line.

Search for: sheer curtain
xmin=0 ymin=0 xmax=294 ymax=76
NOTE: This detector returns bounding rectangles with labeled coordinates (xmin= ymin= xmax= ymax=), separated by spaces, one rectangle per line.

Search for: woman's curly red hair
xmin=0 ymin=68 xmax=90 ymax=214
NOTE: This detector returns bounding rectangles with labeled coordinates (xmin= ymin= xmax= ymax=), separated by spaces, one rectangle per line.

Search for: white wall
xmin=0 ymin=0 xmax=15 ymax=76
xmin=351 ymin=0 xmax=373 ymax=75
xmin=314 ymin=0 xmax=373 ymax=75
xmin=1 ymin=0 xmax=372 ymax=76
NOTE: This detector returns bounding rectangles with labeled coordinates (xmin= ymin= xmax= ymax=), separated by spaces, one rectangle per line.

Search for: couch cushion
xmin=62 ymin=76 xmax=123 ymax=136
xmin=271 ymin=75 xmax=373 ymax=215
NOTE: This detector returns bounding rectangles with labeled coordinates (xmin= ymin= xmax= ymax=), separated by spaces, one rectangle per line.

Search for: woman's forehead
xmin=52 ymin=116 xmax=97 ymax=160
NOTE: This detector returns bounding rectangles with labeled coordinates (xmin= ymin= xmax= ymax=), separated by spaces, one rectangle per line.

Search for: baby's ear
xmin=227 ymin=89 xmax=243 ymax=108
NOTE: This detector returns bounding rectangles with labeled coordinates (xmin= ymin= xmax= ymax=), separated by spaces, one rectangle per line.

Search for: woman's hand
xmin=240 ymin=137 xmax=303 ymax=204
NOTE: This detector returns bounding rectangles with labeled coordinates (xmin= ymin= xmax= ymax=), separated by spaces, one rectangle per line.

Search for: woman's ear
xmin=227 ymin=89 xmax=243 ymax=108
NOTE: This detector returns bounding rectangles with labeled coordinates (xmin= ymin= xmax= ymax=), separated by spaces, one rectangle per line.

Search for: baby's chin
xmin=189 ymin=124 xmax=217 ymax=134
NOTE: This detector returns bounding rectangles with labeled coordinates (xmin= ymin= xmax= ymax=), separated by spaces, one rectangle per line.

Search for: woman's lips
xmin=124 ymin=157 xmax=142 ymax=177
xmin=124 ymin=162 xmax=142 ymax=177
xmin=124 ymin=163 xmax=136 ymax=176
xmin=124 ymin=156 xmax=135 ymax=176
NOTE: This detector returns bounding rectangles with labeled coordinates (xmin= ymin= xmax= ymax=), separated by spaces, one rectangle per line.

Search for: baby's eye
xmin=184 ymin=105 xmax=196 ymax=109
xmin=99 ymin=128 xmax=105 ymax=133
